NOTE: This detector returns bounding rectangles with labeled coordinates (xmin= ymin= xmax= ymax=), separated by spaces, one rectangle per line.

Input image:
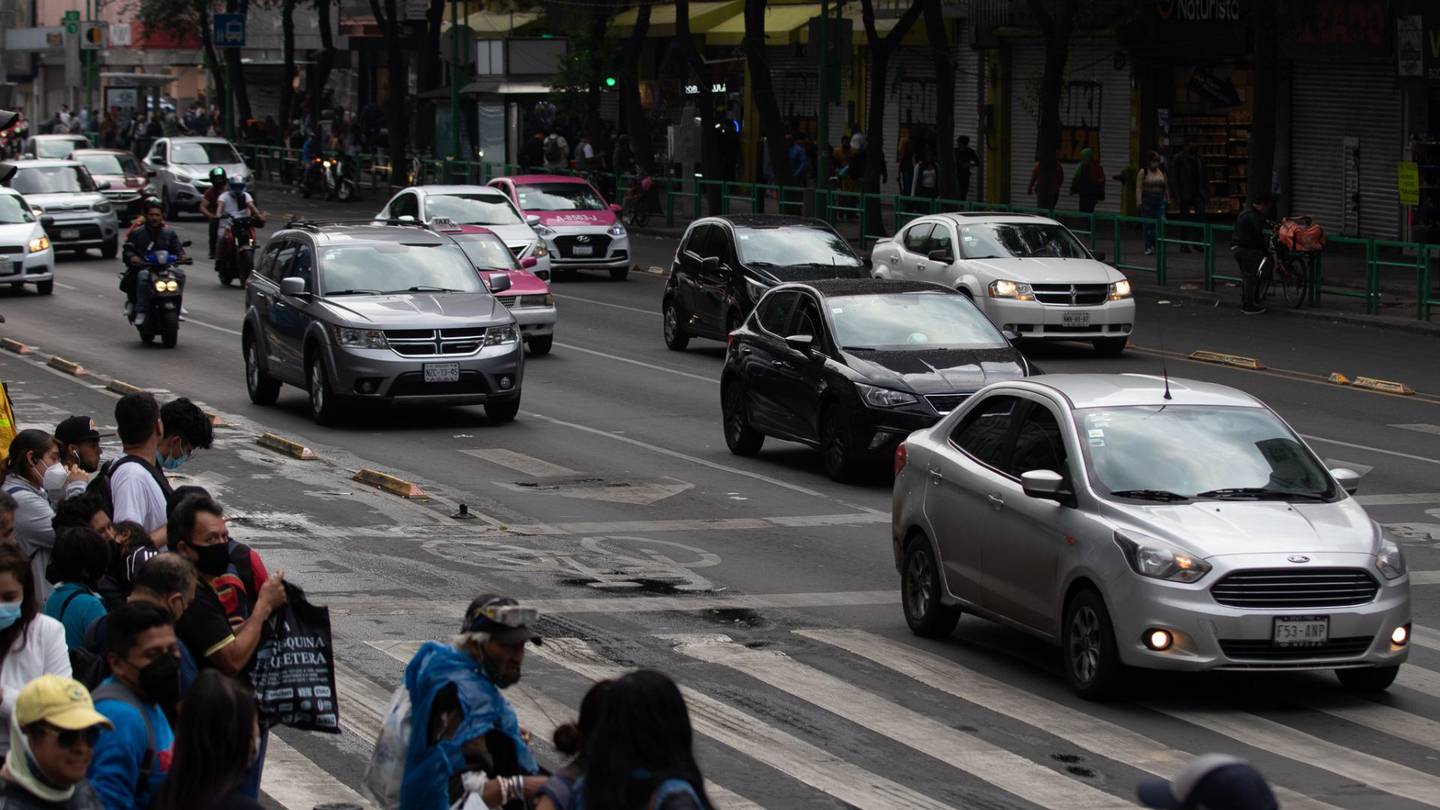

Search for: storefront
xmin=1396 ymin=1 xmax=1440 ymax=243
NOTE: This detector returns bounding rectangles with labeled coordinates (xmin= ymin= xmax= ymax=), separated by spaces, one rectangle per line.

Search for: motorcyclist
xmin=216 ymin=179 xmax=262 ymax=275
xmin=198 ymin=167 xmax=228 ymax=259
xmin=122 ymin=198 xmax=184 ymax=325
xmin=301 ymin=129 xmax=323 ymax=192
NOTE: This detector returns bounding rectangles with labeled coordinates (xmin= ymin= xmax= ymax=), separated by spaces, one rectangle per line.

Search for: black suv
xmin=662 ymin=214 xmax=866 ymax=351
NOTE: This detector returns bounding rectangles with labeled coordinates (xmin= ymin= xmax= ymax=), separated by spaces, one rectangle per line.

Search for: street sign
xmin=110 ymin=23 xmax=131 ymax=48
xmin=80 ymin=21 xmax=105 ymax=50
xmin=1398 ymin=161 xmax=1420 ymax=207
xmin=213 ymin=13 xmax=246 ymax=48
xmin=62 ymin=9 xmax=80 ymax=35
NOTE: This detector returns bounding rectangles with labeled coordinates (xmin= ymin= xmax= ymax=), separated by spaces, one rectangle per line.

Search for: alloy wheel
xmin=310 ymin=362 xmax=326 ymax=416
xmin=905 ymin=551 xmax=932 ymax=621
xmin=1069 ymin=605 xmax=1102 ymax=685
xmin=247 ymin=344 xmax=260 ymax=392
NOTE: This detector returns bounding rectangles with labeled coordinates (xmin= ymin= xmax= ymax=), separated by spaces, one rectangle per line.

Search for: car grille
xmin=1210 ymin=568 xmax=1380 ymax=609
xmin=554 ymin=234 xmax=611 ymax=258
xmin=389 ymin=370 xmax=490 ymax=397
xmin=498 ymin=296 xmax=515 ymax=309
xmin=45 ymin=223 xmax=102 ymax=240
xmin=1032 ymin=283 xmax=1109 ymax=306
xmin=925 ymin=394 xmax=969 ymax=414
xmin=1218 ymin=636 xmax=1374 ymax=661
xmin=0 ymin=245 xmax=22 ymax=255
xmin=383 ymin=327 xmax=489 ymax=357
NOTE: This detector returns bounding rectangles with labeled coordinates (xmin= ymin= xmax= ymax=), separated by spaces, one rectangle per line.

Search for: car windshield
xmin=8 ymin=165 xmax=95 ymax=194
xmin=829 ymin=293 xmax=1007 ymax=349
xmin=454 ymin=234 xmax=520 ymax=270
xmin=960 ymin=223 xmax=1089 ymax=259
xmin=320 ymin=244 xmax=488 ymax=295
xmin=76 ymin=153 xmax=141 ymax=176
xmin=427 ymin=193 xmax=523 ymax=226
xmin=36 ymin=138 xmax=85 ymax=159
xmin=1075 ymin=405 xmax=1336 ymax=502
xmin=171 ymin=142 xmax=242 ymax=165
xmin=0 ymin=195 xmax=35 ymax=224
xmin=734 ymin=225 xmax=863 ymax=268
xmin=515 ymin=183 xmax=605 ymax=211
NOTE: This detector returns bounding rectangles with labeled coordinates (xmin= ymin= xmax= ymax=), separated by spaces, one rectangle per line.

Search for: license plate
xmin=423 ymin=363 xmax=460 ymax=383
xmin=59 ymin=228 xmax=79 ymax=240
xmin=1062 ymin=311 xmax=1091 ymax=327
xmin=0 ymin=261 xmax=19 ymax=276
xmin=1273 ymin=615 xmax=1329 ymax=647
xmin=571 ymin=245 xmax=594 ymax=256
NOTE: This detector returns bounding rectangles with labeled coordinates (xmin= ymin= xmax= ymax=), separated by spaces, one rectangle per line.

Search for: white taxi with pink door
xmin=489 ymin=175 xmax=632 ymax=280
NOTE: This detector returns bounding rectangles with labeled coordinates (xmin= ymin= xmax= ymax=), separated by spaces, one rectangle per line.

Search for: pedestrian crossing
xmin=277 ymin=625 xmax=1440 ymax=810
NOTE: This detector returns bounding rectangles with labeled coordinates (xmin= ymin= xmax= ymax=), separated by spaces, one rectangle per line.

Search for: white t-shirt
xmin=220 ymin=190 xmax=254 ymax=225
xmin=0 ymin=615 xmax=70 ymax=756
xmin=111 ymin=461 xmax=168 ymax=534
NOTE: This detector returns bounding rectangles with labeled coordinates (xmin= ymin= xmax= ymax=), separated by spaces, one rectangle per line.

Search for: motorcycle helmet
xmin=141 ymin=196 xmax=164 ymax=214
xmin=209 ymin=166 xmax=227 ymax=185
xmin=228 ymin=179 xmax=247 ymax=196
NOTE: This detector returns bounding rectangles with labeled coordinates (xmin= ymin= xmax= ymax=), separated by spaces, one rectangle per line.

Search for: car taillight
xmin=894 ymin=442 xmax=908 ymax=475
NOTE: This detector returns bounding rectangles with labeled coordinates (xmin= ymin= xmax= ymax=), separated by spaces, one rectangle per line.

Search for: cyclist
xmin=1231 ymin=191 xmax=1274 ymax=316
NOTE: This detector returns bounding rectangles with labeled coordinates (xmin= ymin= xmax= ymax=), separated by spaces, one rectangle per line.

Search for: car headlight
xmin=334 ymin=326 xmax=387 ymax=349
xmin=92 ymin=202 xmax=112 ymax=214
xmin=855 ymin=382 xmax=917 ymax=408
xmin=1113 ymin=531 xmax=1211 ymax=583
xmin=1109 ymin=279 xmax=1132 ymax=300
xmin=531 ymin=240 xmax=549 ymax=257
xmin=28 ymin=235 xmax=49 ymax=253
xmin=173 ymin=169 xmax=193 ymax=182
xmin=533 ymin=223 xmax=556 ymax=238
xmin=988 ymin=279 xmax=1035 ymax=301
xmin=518 ymin=294 xmax=553 ymax=307
xmin=1376 ymin=535 xmax=1407 ymax=580
xmin=484 ymin=325 xmax=518 ymax=346
xmin=608 ymin=223 xmax=626 ymax=237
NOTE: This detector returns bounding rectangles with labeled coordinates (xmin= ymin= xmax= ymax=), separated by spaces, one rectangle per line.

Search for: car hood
xmin=529 ymin=209 xmax=617 ymax=228
xmin=754 ymin=264 xmax=869 ymax=283
xmin=94 ymin=173 xmax=147 ymax=191
xmin=174 ymin=162 xmax=249 ymax=180
xmin=842 ymin=347 xmax=1027 ymax=394
xmin=0 ymin=222 xmax=42 ymax=244
xmin=319 ymin=292 xmax=509 ymax=326
xmin=962 ymin=257 xmax=1121 ymax=284
xmin=472 ymin=222 xmax=538 ymax=249
xmin=26 ymin=192 xmax=108 ymax=210
xmin=1132 ymin=498 xmax=1378 ymax=559
xmin=479 ymin=270 xmax=549 ymax=295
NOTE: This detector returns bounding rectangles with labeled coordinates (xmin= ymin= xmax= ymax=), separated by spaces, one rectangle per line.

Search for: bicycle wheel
xmin=1255 ymin=256 xmax=1274 ymax=302
xmin=1280 ymin=257 xmax=1308 ymax=308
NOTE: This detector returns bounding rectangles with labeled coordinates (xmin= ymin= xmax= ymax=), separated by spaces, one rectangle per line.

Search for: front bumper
xmin=1108 ymin=553 xmax=1411 ymax=672
xmin=0 ymin=249 xmax=54 ymax=284
xmin=853 ymin=406 xmax=940 ymax=454
xmin=500 ymin=303 xmax=557 ymax=339
xmin=169 ymin=182 xmax=213 ymax=211
xmin=103 ymin=192 xmax=146 ymax=220
xmin=984 ymin=297 xmax=1136 ymax=341
xmin=543 ymin=229 xmax=631 ymax=268
xmin=42 ymin=213 xmax=119 ymax=248
xmin=326 ymin=342 xmax=524 ymax=406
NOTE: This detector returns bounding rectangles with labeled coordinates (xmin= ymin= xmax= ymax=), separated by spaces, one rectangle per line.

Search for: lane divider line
xmin=1187 ymin=350 xmax=1265 ymax=370
xmin=45 ymin=356 xmax=85 ymax=376
xmin=257 ymin=432 xmax=318 ymax=460
xmin=353 ymin=468 xmax=428 ymax=499
xmin=0 ymin=338 xmax=31 ymax=355
xmin=105 ymin=379 xmax=147 ymax=396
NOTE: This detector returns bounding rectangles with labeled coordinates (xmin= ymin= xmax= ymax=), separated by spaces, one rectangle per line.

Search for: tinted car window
xmin=903 ymin=223 xmax=933 ymax=253
xmin=171 ymin=142 xmax=243 ymax=165
xmin=734 ymin=225 xmax=861 ymax=268
xmin=272 ymin=241 xmax=299 ymax=282
xmin=426 ymin=193 xmax=522 ymax=225
xmin=685 ymin=224 xmax=716 ymax=259
xmin=292 ymin=243 xmax=316 ymax=288
xmin=1008 ymin=403 xmax=1067 ymax=477
xmin=928 ymin=224 xmax=954 ymax=256
xmin=792 ymin=295 xmax=824 ymax=342
xmin=9 ymin=165 xmax=96 ymax=194
xmin=255 ymin=240 xmax=284 ymax=281
xmin=389 ymin=193 xmax=418 ymax=219
xmin=755 ymin=291 xmax=797 ymax=335
xmin=951 ymin=395 xmax=1020 ymax=470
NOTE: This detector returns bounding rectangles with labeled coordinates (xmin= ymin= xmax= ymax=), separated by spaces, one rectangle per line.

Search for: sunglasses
xmin=38 ymin=723 xmax=101 ymax=749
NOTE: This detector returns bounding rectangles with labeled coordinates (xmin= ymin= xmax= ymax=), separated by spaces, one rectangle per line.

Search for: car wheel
xmin=663 ymin=297 xmax=690 ymax=351
xmin=819 ymin=404 xmax=864 ymax=482
xmin=527 ymin=335 xmax=553 ymax=356
xmin=100 ymin=237 xmax=118 ymax=259
xmin=244 ymin=336 xmax=281 ymax=405
xmin=1336 ymin=665 xmax=1399 ymax=693
xmin=486 ymin=397 xmax=521 ymax=423
xmin=1062 ymin=588 xmax=1125 ymax=700
xmin=722 ymin=381 xmax=764 ymax=456
xmin=902 ymin=535 xmax=961 ymax=638
xmin=1093 ymin=337 xmax=1128 ymax=357
xmin=35 ymin=280 xmax=53 ymax=296
xmin=307 ymin=353 xmax=341 ymax=425
xmin=609 ymin=265 xmax=630 ymax=281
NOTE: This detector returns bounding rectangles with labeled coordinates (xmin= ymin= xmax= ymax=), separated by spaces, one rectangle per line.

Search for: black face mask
xmin=188 ymin=542 xmax=230 ymax=578
xmin=137 ymin=654 xmax=180 ymax=706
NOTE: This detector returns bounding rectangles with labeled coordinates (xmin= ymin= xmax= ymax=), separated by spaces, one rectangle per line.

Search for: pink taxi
xmin=444 ymin=223 xmax=557 ymax=355
xmin=488 ymin=175 xmax=631 ymax=280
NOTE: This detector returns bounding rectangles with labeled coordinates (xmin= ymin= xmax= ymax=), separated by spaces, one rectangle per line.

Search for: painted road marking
xmin=325 ymin=589 xmax=898 ymax=617
xmin=1310 ymin=692 xmax=1440 ymax=757
xmin=1302 ymin=434 xmax=1440 ymax=466
xmin=552 ymin=293 xmax=659 ymax=316
xmin=460 ymin=448 xmax=580 ymax=477
xmin=1410 ymin=571 xmax=1440 ymax=585
xmin=1397 ymin=663 xmax=1440 ymax=700
xmin=1356 ymin=493 xmax=1440 ymax=506
xmin=262 ymin=732 xmax=375 ymax=810
xmin=800 ymin=629 xmax=1339 ymax=810
xmin=185 ymin=316 xmax=244 ymax=337
xmin=1393 ymin=424 xmax=1440 ymax=437
xmin=551 ymin=342 xmax=716 ymax=383
xmin=1412 ymin=625 xmax=1440 ymax=651
xmin=669 ymin=633 xmax=1136 ymax=809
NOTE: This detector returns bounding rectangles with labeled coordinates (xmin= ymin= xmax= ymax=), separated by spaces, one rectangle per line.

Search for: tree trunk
xmin=279 ymin=0 xmax=297 ymax=142
xmin=421 ymin=0 xmax=445 ymax=92
xmin=924 ymin=0 xmax=956 ymax=199
xmin=860 ymin=0 xmax=925 ymax=225
xmin=1249 ymin=0 xmax=1277 ymax=210
xmin=310 ymin=0 xmax=337 ymax=136
xmin=677 ymin=0 xmax=721 ymax=213
xmin=225 ymin=0 xmax=254 ymax=125
xmin=197 ymin=4 xmax=226 ymax=129
xmin=744 ymin=0 xmax=790 ymax=191
xmin=371 ymin=0 xmax=408 ymax=185
xmin=1028 ymin=0 xmax=1077 ymax=211
xmin=582 ymin=2 xmax=609 ymax=141
xmin=619 ymin=0 xmax=653 ymax=173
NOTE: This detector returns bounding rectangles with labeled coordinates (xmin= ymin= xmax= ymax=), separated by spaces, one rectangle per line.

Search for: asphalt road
xmin=2 ymin=193 xmax=1440 ymax=810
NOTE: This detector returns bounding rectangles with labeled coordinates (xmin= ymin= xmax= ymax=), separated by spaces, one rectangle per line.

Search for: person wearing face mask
xmin=86 ymin=603 xmax=177 ymax=810
xmin=51 ymin=497 xmax=120 ymax=612
xmin=3 ymin=430 xmax=83 ymax=604
xmin=0 ymin=675 xmax=108 ymax=809
xmin=44 ymin=419 xmax=109 ymax=509
xmin=0 ymin=547 xmax=73 ymax=760
xmin=102 ymin=394 xmax=217 ymax=552
xmin=152 ymin=671 xmax=262 ymax=810
xmin=82 ymin=555 xmax=200 ymax=706
xmin=41 ymin=529 xmax=112 ymax=650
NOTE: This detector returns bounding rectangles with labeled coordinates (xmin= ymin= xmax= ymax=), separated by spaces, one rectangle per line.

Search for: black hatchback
xmin=720 ymin=279 xmax=1032 ymax=481
xmin=663 ymin=214 xmax=866 ymax=350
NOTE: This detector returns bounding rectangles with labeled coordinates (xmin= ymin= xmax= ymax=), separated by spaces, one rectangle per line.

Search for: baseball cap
xmin=463 ymin=594 xmax=542 ymax=646
xmin=54 ymin=415 xmax=110 ymax=444
xmin=1138 ymin=754 xmax=1278 ymax=810
xmin=15 ymin=675 xmax=113 ymax=731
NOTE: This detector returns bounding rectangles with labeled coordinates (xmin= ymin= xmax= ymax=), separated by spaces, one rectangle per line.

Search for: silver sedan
xmin=892 ymin=373 xmax=1411 ymax=699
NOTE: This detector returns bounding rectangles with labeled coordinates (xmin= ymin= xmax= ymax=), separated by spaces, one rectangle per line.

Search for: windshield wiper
xmin=1109 ymin=489 xmax=1190 ymax=502
xmin=1194 ymin=487 xmax=1328 ymax=502
xmin=401 ymin=285 xmax=468 ymax=293
xmin=325 ymin=288 xmax=384 ymax=296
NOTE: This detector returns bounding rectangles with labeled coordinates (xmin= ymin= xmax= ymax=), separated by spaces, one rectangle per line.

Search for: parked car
xmin=375 ymin=185 xmax=552 ymax=279
xmin=73 ymin=148 xmax=150 ymax=222
xmin=0 ymin=188 xmax=56 ymax=294
xmin=0 ymin=159 xmax=119 ymax=258
xmin=892 ymin=373 xmax=1410 ymax=699
xmin=22 ymin=134 xmax=91 ymax=160
xmin=488 ymin=175 xmax=630 ymax=280
xmin=870 ymin=213 xmax=1135 ymax=355
xmin=721 ymin=279 xmax=1030 ymax=481
xmin=440 ymin=222 xmax=557 ymax=355
xmin=143 ymin=137 xmax=250 ymax=219
xmin=241 ymin=222 xmax=522 ymax=425
xmin=664 ymin=215 xmax=867 ymax=351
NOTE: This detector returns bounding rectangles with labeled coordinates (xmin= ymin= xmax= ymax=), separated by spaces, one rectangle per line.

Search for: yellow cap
xmin=14 ymin=675 xmax=113 ymax=731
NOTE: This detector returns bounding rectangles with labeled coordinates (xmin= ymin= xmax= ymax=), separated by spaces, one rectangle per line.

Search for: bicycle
xmin=1258 ymin=216 xmax=1322 ymax=309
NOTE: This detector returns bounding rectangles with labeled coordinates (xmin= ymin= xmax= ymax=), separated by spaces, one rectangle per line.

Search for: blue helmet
xmin=228 ymin=179 xmax=247 ymax=195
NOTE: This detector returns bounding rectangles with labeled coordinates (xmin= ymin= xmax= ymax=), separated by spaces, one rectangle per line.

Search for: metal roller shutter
xmin=1290 ymin=61 xmax=1400 ymax=239
xmin=875 ymin=23 xmax=981 ymax=198
xmin=1008 ymin=40 xmax=1044 ymax=205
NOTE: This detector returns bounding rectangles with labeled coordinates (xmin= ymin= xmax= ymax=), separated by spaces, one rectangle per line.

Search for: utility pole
xmin=449 ymin=0 xmax=460 ymax=168
xmin=816 ymin=0 xmax=829 ymax=193
xmin=84 ymin=0 xmax=92 ymax=116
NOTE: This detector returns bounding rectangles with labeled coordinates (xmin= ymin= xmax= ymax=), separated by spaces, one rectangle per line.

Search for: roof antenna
xmin=1156 ymin=298 xmax=1173 ymax=400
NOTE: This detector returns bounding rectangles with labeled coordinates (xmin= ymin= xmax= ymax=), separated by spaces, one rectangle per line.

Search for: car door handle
xmin=772 ymin=360 xmax=790 ymax=369
xmin=928 ymin=468 xmax=943 ymax=485
xmin=986 ymin=493 xmax=1005 ymax=509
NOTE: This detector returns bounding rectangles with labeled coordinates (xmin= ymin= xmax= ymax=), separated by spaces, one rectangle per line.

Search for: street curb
xmin=46 ymin=356 xmax=85 ymax=376
xmin=257 ymin=432 xmax=318 ymax=460
xmin=206 ymin=412 xmax=225 ymax=427
xmin=1351 ymin=376 xmax=1415 ymax=395
xmin=0 ymin=338 xmax=31 ymax=355
xmin=1188 ymin=350 xmax=1265 ymax=370
xmin=1144 ymin=282 xmax=1440 ymax=337
xmin=353 ymin=468 xmax=428 ymax=499
xmin=106 ymin=380 xmax=148 ymax=396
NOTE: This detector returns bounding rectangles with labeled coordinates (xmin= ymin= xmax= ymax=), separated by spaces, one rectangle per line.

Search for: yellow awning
xmin=610 ymin=2 xmax=742 ymax=37
xmin=706 ymin=3 xmax=819 ymax=46
xmin=440 ymin=10 xmax=541 ymax=35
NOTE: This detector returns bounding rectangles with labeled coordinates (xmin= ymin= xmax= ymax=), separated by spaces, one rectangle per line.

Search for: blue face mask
xmin=0 ymin=600 xmax=22 ymax=631
xmin=156 ymin=450 xmax=189 ymax=472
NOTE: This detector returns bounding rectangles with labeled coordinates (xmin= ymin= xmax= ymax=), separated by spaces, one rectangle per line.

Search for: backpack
xmin=86 ymin=455 xmax=172 ymax=520
xmin=361 ymin=683 xmax=413 ymax=810
xmin=544 ymin=135 xmax=564 ymax=164
xmin=58 ymin=589 xmax=110 ymax=689
xmin=90 ymin=682 xmax=158 ymax=801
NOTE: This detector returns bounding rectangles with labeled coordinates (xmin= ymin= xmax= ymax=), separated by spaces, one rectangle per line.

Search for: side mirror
xmin=280 ymin=276 xmax=308 ymax=297
xmin=40 ymin=215 xmax=55 ymax=229
xmin=1330 ymin=467 xmax=1362 ymax=495
xmin=1021 ymin=469 xmax=1067 ymax=501
xmin=97 ymin=180 xmax=112 ymax=190
xmin=700 ymin=255 xmax=721 ymax=273
xmin=488 ymin=273 xmax=512 ymax=294
xmin=150 ymin=157 xmax=166 ymax=166
xmin=927 ymin=248 xmax=953 ymax=263
xmin=609 ymin=203 xmax=623 ymax=214
xmin=519 ymin=256 xmax=538 ymax=269
xmin=784 ymin=333 xmax=815 ymax=354
xmin=526 ymin=214 xmax=541 ymax=227
xmin=396 ymin=214 xmax=415 ymax=223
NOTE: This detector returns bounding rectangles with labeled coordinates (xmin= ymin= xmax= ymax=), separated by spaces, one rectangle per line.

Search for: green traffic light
xmin=605 ymin=76 xmax=617 ymax=88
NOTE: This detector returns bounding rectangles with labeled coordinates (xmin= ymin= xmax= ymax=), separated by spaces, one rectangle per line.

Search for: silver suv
xmin=241 ymin=222 xmax=522 ymax=425
xmin=143 ymin=137 xmax=249 ymax=219
xmin=893 ymin=373 xmax=1410 ymax=699
xmin=0 ymin=159 xmax=119 ymax=258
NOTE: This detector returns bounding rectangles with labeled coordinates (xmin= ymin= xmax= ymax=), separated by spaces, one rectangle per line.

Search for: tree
xmin=1026 ymin=0 xmax=1078 ymax=211
xmin=309 ymin=0 xmax=339 ymax=136
xmin=860 ymin=0 xmax=925 ymax=221
xmin=369 ymin=0 xmax=408 ymax=183
xmin=677 ymin=0 xmax=721 ymax=212
xmin=618 ymin=0 xmax=654 ymax=173
xmin=743 ymin=0 xmax=790 ymax=189
xmin=132 ymin=0 xmax=226 ymax=124
xmin=923 ymin=0 xmax=955 ymax=198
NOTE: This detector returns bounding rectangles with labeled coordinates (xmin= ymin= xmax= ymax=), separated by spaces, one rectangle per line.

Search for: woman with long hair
xmin=535 ymin=680 xmax=612 ymax=810
xmin=2 ymin=430 xmax=70 ymax=603
xmin=0 ymin=546 xmax=71 ymax=758
xmin=153 ymin=670 xmax=263 ymax=810
xmin=581 ymin=670 xmax=710 ymax=810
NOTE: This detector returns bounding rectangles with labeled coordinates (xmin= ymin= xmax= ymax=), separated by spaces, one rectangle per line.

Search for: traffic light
xmin=604 ymin=75 xmax=617 ymax=88
xmin=85 ymin=24 xmax=104 ymax=47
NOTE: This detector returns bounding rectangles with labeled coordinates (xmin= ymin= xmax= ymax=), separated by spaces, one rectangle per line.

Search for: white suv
xmin=870 ymin=213 xmax=1135 ymax=356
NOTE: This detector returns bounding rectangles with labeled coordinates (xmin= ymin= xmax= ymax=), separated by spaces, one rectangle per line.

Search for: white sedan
xmin=870 ymin=213 xmax=1135 ymax=356
xmin=0 ymin=188 xmax=55 ymax=294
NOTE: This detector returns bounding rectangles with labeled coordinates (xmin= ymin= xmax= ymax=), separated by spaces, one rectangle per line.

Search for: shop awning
xmin=98 ymin=72 xmax=176 ymax=87
xmin=610 ymin=1 xmax=741 ymax=37
xmin=440 ymin=10 xmax=542 ymax=35
xmin=705 ymin=3 xmax=819 ymax=46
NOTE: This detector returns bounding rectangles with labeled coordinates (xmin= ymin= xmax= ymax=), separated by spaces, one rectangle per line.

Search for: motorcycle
xmin=326 ymin=153 xmax=358 ymax=202
xmin=217 ymin=214 xmax=261 ymax=287
xmin=126 ymin=248 xmax=192 ymax=348
xmin=300 ymin=156 xmax=325 ymax=198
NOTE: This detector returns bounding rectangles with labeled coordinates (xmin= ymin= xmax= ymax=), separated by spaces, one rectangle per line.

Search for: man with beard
xmin=87 ymin=603 xmax=179 ymax=810
xmin=400 ymin=595 xmax=546 ymax=810
xmin=46 ymin=418 xmax=110 ymax=507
